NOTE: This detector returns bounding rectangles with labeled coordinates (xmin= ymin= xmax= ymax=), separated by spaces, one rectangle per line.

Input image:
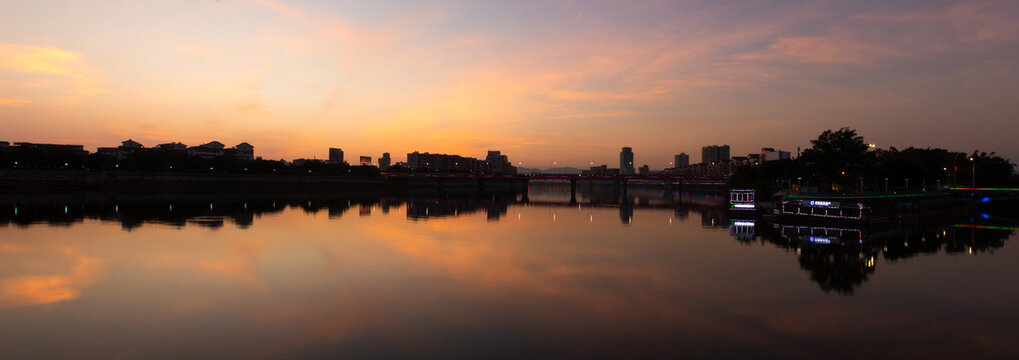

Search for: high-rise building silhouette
xmin=379 ymin=152 xmax=391 ymax=170
xmin=485 ymin=150 xmax=517 ymax=174
xmin=328 ymin=148 xmax=344 ymax=164
xmin=701 ymin=145 xmax=730 ymax=164
xmin=408 ymin=151 xmax=515 ymax=174
xmin=674 ymin=153 xmax=689 ymax=167
xmin=620 ymin=147 xmax=634 ymax=175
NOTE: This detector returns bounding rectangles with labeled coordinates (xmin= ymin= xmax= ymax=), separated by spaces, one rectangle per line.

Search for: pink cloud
xmin=769 ymin=32 xmax=906 ymax=66
xmin=855 ymin=1 xmax=1019 ymax=43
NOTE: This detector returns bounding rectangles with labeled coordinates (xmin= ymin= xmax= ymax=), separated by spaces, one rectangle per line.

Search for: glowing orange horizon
xmin=1 ymin=1 xmax=1017 ymax=167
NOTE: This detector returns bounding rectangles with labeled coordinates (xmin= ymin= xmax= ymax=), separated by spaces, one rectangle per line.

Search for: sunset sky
xmin=1 ymin=0 xmax=1017 ymax=168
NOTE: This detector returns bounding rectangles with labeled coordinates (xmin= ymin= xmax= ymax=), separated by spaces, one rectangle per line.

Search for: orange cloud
xmin=0 ymin=98 xmax=33 ymax=105
xmin=0 ymin=43 xmax=79 ymax=74
xmin=546 ymin=111 xmax=634 ymax=120
xmin=0 ymin=43 xmax=105 ymax=103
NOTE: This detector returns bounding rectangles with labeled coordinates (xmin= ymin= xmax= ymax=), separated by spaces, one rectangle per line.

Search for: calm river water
xmin=1 ymin=183 xmax=1017 ymax=359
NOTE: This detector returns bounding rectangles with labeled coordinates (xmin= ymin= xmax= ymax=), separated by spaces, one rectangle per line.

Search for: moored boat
xmin=773 ymin=199 xmax=872 ymax=223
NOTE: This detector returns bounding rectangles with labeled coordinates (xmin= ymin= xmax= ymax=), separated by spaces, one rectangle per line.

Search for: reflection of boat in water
xmin=730 ymin=220 xmax=756 ymax=239
xmin=777 ymin=223 xmax=866 ymax=245
xmin=770 ymin=199 xmax=872 ymax=223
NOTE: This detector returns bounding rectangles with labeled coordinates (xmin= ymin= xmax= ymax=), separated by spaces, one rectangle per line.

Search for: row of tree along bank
xmin=730 ymin=128 xmax=1018 ymax=198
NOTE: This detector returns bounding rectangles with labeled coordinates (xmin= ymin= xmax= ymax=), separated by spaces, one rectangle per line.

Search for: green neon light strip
xmin=949 ymin=187 xmax=1019 ymax=191
xmin=787 ymin=193 xmax=940 ymax=200
xmin=953 ymin=224 xmax=1019 ymax=231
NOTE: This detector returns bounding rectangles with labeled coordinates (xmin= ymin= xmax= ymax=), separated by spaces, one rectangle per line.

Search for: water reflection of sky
xmin=1 ymin=187 xmax=1018 ymax=359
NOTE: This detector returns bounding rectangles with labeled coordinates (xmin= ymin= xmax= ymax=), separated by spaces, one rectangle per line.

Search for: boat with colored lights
xmin=729 ymin=189 xmax=757 ymax=212
xmin=771 ymin=199 xmax=872 ymax=223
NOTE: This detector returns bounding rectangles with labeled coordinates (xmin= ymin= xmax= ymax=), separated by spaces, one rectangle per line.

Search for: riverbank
xmin=0 ymin=169 xmax=527 ymax=192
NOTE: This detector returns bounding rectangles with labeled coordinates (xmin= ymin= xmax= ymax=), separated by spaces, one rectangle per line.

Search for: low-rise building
xmin=292 ymin=158 xmax=324 ymax=166
xmin=761 ymin=148 xmax=791 ymax=162
xmin=583 ymin=165 xmax=620 ymax=176
xmin=231 ymin=142 xmax=254 ymax=161
xmin=13 ymin=142 xmax=87 ymax=155
xmin=187 ymin=141 xmax=225 ymax=159
xmin=407 ymin=151 xmax=487 ymax=173
xmin=155 ymin=142 xmax=187 ymax=151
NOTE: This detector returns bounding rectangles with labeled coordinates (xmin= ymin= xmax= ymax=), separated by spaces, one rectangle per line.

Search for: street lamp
xmin=970 ymin=157 xmax=976 ymax=187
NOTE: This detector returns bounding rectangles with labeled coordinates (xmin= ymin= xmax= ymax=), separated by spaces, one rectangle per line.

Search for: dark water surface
xmin=1 ymin=184 xmax=1017 ymax=359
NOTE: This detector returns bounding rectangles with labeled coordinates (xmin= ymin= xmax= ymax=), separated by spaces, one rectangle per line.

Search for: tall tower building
xmin=701 ymin=145 xmax=731 ymax=164
xmin=719 ymin=145 xmax=730 ymax=163
xmin=674 ymin=153 xmax=689 ymax=167
xmin=379 ymin=152 xmax=391 ymax=170
xmin=620 ymin=147 xmax=635 ymax=175
xmin=328 ymin=148 xmax=344 ymax=164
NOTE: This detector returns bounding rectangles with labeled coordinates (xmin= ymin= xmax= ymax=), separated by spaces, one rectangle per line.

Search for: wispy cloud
xmin=855 ymin=1 xmax=1019 ymax=43
xmin=242 ymin=0 xmax=306 ymax=20
xmin=0 ymin=98 xmax=33 ymax=105
xmin=546 ymin=112 xmax=634 ymax=120
xmin=768 ymin=32 xmax=906 ymax=66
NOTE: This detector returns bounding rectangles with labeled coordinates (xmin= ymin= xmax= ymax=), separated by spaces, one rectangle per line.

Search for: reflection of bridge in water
xmin=0 ymin=186 xmax=735 ymax=228
xmin=948 ymin=187 xmax=1019 ymax=202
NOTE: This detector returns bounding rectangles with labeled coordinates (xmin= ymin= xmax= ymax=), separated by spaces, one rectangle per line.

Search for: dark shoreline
xmin=0 ymin=169 xmax=527 ymax=192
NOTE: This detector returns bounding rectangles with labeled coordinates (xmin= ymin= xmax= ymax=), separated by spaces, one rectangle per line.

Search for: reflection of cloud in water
xmin=0 ymin=191 xmax=1017 ymax=358
xmin=0 ymin=255 xmax=103 ymax=307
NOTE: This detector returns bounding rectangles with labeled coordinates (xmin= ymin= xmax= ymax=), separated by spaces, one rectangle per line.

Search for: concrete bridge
xmin=525 ymin=174 xmax=728 ymax=201
xmin=948 ymin=187 xmax=1019 ymax=202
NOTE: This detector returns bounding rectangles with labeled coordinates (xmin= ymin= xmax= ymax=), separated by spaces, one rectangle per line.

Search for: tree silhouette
xmin=799 ymin=127 xmax=871 ymax=191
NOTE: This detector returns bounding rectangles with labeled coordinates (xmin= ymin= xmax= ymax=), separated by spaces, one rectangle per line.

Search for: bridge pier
xmin=569 ymin=178 xmax=578 ymax=205
xmin=520 ymin=178 xmax=530 ymax=204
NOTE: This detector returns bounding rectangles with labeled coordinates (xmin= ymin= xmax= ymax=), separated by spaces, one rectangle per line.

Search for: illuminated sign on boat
xmin=809 ymin=236 xmax=832 ymax=244
xmin=809 ymin=200 xmax=832 ymax=207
